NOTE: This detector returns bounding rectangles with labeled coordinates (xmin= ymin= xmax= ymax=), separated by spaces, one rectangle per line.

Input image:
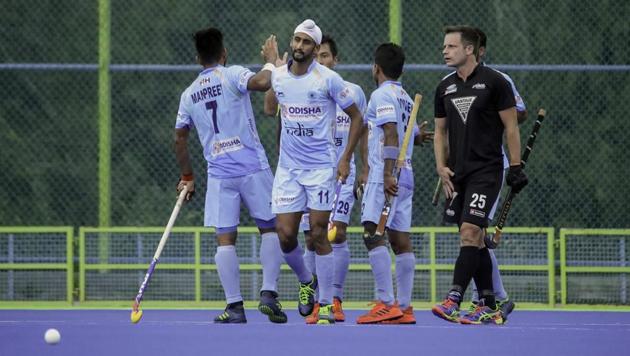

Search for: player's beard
xmin=291 ymin=48 xmax=309 ymax=63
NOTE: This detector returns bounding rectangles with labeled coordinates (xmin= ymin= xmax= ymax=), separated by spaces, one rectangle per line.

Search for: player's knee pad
xmin=362 ymin=232 xmax=386 ymax=249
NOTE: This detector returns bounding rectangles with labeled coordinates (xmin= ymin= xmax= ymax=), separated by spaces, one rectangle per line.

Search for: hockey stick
xmin=431 ymin=177 xmax=442 ymax=206
xmin=327 ymin=179 xmax=343 ymax=242
xmin=130 ymin=186 xmax=189 ymax=323
xmin=485 ymin=108 xmax=546 ymax=248
xmin=374 ymin=93 xmax=422 ymax=237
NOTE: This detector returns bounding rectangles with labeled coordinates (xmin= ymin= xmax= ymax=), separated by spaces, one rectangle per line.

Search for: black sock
xmin=474 ymin=248 xmax=496 ymax=309
xmin=228 ymin=300 xmax=244 ymax=309
xmin=451 ymin=246 xmax=480 ymax=302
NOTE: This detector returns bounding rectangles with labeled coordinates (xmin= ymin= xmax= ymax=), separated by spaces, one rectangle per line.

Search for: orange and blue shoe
xmin=305 ymin=303 xmax=320 ymax=324
xmin=379 ymin=305 xmax=416 ymax=324
xmin=459 ymin=305 xmax=504 ymax=325
xmin=356 ymin=301 xmax=403 ymax=324
xmin=332 ymin=297 xmax=345 ymax=322
xmin=316 ymin=304 xmax=335 ymax=325
xmin=431 ymin=297 xmax=461 ymax=323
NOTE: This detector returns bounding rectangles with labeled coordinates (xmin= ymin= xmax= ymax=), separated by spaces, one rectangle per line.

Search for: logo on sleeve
xmin=450 ymin=96 xmax=476 ymax=124
xmin=338 ymin=86 xmax=350 ymax=100
xmin=376 ymin=105 xmax=396 ymax=119
xmin=444 ymin=84 xmax=457 ymax=95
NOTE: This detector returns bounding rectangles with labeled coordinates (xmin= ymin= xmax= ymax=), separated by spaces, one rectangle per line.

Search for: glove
xmin=506 ymin=164 xmax=528 ymax=194
xmin=176 ymin=176 xmax=195 ymax=201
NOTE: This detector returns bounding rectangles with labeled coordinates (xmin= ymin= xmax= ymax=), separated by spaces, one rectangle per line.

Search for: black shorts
xmin=443 ymin=168 xmax=504 ymax=228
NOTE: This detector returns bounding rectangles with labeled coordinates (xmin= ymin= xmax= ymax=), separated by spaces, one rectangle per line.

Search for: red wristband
xmin=181 ymin=174 xmax=194 ymax=181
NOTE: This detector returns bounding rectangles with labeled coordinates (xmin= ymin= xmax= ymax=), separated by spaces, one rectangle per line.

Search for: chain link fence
xmin=1 ymin=1 xmax=630 ymax=304
xmin=2 ymin=0 xmax=629 ymax=228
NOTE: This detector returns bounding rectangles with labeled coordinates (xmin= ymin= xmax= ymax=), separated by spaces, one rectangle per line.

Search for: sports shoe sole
xmin=258 ymin=304 xmax=288 ymax=324
xmin=431 ymin=307 xmax=460 ymax=323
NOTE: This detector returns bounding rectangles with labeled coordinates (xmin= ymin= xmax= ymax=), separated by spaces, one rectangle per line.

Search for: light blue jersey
xmin=175 ymin=65 xmax=270 ymax=178
xmin=489 ymin=68 xmax=526 ymax=169
xmin=272 ymin=60 xmax=354 ymax=169
xmin=365 ymin=81 xmax=417 ymax=188
xmin=334 ymin=81 xmax=367 ymax=169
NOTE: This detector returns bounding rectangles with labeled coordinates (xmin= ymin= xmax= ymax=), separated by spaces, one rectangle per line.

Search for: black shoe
xmin=214 ymin=301 xmax=247 ymax=324
xmin=498 ymin=298 xmax=516 ymax=321
xmin=298 ymin=275 xmax=318 ymax=317
xmin=258 ymin=290 xmax=288 ymax=324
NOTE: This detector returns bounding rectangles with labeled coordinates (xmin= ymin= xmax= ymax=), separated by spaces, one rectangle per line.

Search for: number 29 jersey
xmin=175 ymin=65 xmax=270 ymax=178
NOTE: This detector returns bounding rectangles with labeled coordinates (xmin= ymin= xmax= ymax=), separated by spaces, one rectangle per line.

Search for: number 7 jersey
xmin=175 ymin=65 xmax=270 ymax=178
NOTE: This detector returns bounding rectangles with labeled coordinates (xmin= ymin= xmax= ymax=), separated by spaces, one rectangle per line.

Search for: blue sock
xmin=395 ymin=252 xmax=415 ymax=309
xmin=315 ymin=253 xmax=334 ymax=305
xmin=215 ymin=245 xmax=242 ymax=304
xmin=283 ymin=245 xmax=311 ymax=283
xmin=259 ymin=232 xmax=283 ymax=293
xmin=490 ymin=249 xmax=508 ymax=300
xmin=332 ymin=242 xmax=350 ymax=300
xmin=368 ymin=246 xmax=394 ymax=305
xmin=303 ymin=248 xmax=318 ymax=300
xmin=303 ymin=248 xmax=316 ymax=275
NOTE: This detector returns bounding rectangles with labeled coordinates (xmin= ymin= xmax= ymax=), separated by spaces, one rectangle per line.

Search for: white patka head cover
xmin=294 ymin=19 xmax=322 ymax=45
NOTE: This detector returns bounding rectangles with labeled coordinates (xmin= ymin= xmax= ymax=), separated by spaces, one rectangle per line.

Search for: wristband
xmin=181 ymin=174 xmax=194 ymax=181
xmin=383 ymin=146 xmax=399 ymax=160
xmin=262 ymin=63 xmax=275 ymax=72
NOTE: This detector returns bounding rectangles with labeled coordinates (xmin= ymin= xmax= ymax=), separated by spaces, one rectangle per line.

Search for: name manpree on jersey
xmin=365 ymin=81 xmax=417 ymax=188
xmin=175 ymin=65 xmax=270 ymax=178
xmin=272 ymin=60 xmax=354 ymax=169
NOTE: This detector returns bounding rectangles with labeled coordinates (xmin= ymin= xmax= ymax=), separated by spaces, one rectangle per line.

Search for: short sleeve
xmin=175 ymin=90 xmax=193 ymax=130
xmin=328 ymin=73 xmax=354 ymax=109
xmin=434 ymin=83 xmax=446 ymax=118
xmin=373 ymin=92 xmax=397 ymax=127
xmin=494 ymin=75 xmax=517 ymax=112
xmin=225 ymin=65 xmax=255 ymax=94
xmin=501 ymin=73 xmax=526 ymax=112
xmin=354 ymin=85 xmax=368 ymax=115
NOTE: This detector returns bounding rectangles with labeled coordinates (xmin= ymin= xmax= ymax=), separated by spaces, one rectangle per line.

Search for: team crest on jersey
xmin=280 ymin=103 xmax=323 ymax=122
xmin=451 ymin=96 xmax=476 ymax=124
xmin=444 ymin=84 xmax=457 ymax=95
xmin=211 ymin=136 xmax=243 ymax=156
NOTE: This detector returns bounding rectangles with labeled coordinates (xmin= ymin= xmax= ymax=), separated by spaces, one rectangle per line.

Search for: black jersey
xmin=434 ymin=65 xmax=516 ymax=179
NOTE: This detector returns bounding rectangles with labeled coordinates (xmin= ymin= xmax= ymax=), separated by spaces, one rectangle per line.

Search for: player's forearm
xmin=247 ymin=68 xmax=273 ymax=92
xmin=433 ymin=121 xmax=448 ymax=169
xmin=383 ymin=122 xmax=398 ymax=175
xmin=504 ymin=125 xmax=522 ymax=166
xmin=500 ymin=107 xmax=521 ymax=165
xmin=341 ymin=108 xmax=363 ymax=162
xmin=175 ymin=131 xmax=193 ymax=176
xmin=263 ymin=89 xmax=278 ymax=116
xmin=359 ymin=124 xmax=368 ymax=168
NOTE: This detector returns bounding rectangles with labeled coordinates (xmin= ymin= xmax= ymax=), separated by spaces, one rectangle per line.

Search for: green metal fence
xmin=560 ymin=229 xmax=630 ymax=305
xmin=0 ymin=227 xmax=73 ymax=303
xmin=75 ymin=226 xmax=554 ymax=305
xmin=9 ymin=226 xmax=630 ymax=308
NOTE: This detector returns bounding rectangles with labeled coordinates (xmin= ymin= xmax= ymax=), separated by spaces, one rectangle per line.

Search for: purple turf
xmin=1 ymin=310 xmax=629 ymax=356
